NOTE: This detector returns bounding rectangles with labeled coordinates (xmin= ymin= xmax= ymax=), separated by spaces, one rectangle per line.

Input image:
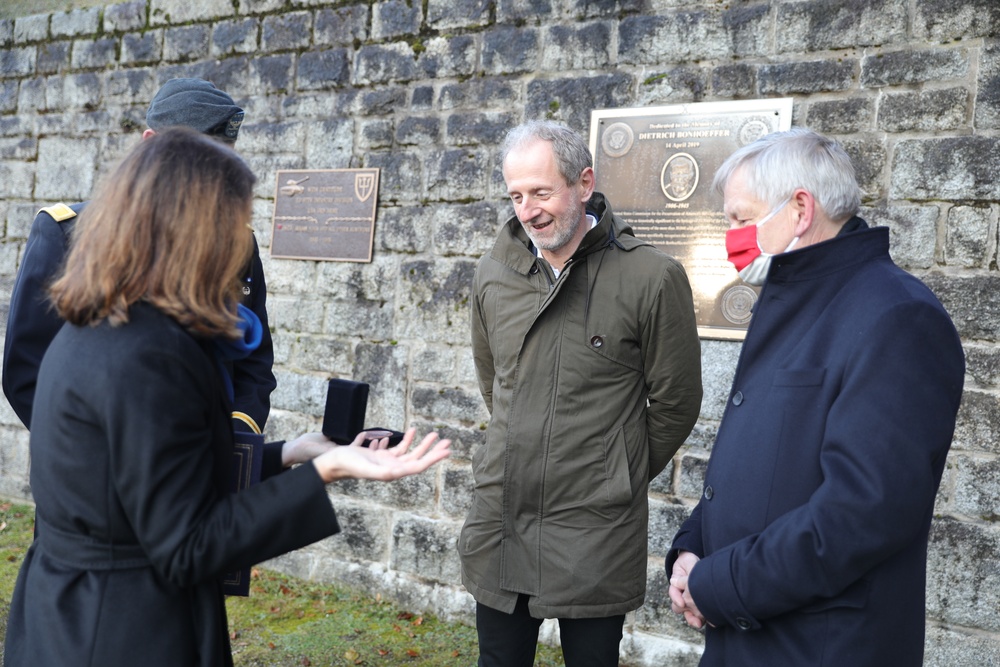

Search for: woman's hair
xmin=51 ymin=127 xmax=257 ymax=338
xmin=712 ymin=127 xmax=862 ymax=223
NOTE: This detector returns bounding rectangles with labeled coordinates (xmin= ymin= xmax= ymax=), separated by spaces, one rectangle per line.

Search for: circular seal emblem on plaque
xmin=738 ymin=117 xmax=772 ymax=146
xmin=660 ymin=153 xmax=699 ymax=202
xmin=601 ymin=122 xmax=634 ymax=158
xmin=720 ymin=285 xmax=757 ymax=325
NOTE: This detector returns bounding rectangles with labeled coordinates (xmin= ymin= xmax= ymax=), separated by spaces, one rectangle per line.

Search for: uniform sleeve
xmin=230 ymin=235 xmax=276 ymax=434
xmin=643 ymin=257 xmax=703 ymax=479
xmin=687 ymin=300 xmax=965 ymax=629
xmin=106 ymin=339 xmax=338 ymax=587
xmin=2 ymin=210 xmax=72 ymax=429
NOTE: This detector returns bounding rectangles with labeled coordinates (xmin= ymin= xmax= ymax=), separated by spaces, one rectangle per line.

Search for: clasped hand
xmin=669 ymin=550 xmax=709 ymax=630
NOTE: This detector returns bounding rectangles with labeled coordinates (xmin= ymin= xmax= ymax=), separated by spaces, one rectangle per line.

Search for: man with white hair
xmin=667 ymin=128 xmax=965 ymax=666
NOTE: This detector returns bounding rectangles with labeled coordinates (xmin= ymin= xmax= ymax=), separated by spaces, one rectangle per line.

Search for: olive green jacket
xmin=461 ymin=193 xmax=703 ymax=618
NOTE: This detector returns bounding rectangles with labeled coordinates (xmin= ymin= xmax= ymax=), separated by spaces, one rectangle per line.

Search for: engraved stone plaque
xmin=590 ymin=99 xmax=793 ymax=340
xmin=270 ymin=168 xmax=380 ymax=262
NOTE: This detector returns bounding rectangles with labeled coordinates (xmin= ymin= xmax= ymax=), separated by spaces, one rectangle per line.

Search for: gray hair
xmin=500 ymin=120 xmax=593 ymax=186
xmin=712 ymin=127 xmax=861 ymax=222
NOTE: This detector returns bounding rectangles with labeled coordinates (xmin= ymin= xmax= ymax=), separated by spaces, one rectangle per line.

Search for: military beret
xmin=145 ymin=78 xmax=245 ymax=141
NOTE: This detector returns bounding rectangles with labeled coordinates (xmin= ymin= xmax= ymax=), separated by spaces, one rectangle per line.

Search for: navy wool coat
xmin=4 ymin=303 xmax=339 ymax=667
xmin=669 ymin=223 xmax=965 ymax=666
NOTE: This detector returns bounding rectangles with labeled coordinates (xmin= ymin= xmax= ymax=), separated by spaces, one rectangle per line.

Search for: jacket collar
xmin=489 ymin=192 xmax=647 ymax=275
xmin=766 ymin=217 xmax=887 ymax=284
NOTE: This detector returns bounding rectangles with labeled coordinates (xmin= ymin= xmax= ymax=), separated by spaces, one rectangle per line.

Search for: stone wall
xmin=2 ymin=0 xmax=1000 ymax=663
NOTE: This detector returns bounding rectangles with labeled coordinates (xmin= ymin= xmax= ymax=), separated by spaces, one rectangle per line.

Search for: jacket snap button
xmin=737 ymin=617 xmax=751 ymax=630
xmin=529 ymin=264 xmax=539 ymax=275
xmin=590 ymin=335 xmax=604 ymax=348
xmin=732 ymin=391 xmax=743 ymax=406
xmin=704 ymin=485 xmax=714 ymax=500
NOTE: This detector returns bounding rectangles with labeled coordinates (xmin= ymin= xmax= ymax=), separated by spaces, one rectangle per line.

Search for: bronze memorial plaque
xmin=270 ymin=168 xmax=380 ymax=262
xmin=590 ymin=99 xmax=792 ymax=340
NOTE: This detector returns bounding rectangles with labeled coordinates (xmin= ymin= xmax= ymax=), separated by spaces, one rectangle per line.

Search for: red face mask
xmin=725 ymin=225 xmax=760 ymax=272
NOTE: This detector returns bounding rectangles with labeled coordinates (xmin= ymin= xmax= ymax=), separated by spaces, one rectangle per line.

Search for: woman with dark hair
xmin=4 ymin=128 xmax=450 ymax=667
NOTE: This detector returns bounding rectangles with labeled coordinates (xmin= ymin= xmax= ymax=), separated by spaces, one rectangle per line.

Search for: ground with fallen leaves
xmin=0 ymin=502 xmax=565 ymax=666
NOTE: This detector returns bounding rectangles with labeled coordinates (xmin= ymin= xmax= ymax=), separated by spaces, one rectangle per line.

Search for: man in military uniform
xmin=3 ymin=78 xmax=276 ymax=435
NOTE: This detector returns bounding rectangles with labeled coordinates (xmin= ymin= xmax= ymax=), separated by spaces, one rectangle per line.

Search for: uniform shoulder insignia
xmin=38 ymin=203 xmax=78 ymax=222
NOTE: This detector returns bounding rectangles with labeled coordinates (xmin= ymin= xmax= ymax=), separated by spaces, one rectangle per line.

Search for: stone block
xmin=163 ymin=25 xmax=212 ymax=62
xmin=268 ymin=295 xmax=326 ymax=335
xmin=396 ymin=258 xmax=478 ymax=346
xmin=805 ymin=97 xmax=874 ymax=134
xmin=945 ymin=205 xmax=995 ymax=268
xmin=951 ymin=389 xmax=1000 ymax=456
xmin=35 ymin=137 xmax=98 ymax=200
xmin=924 ymin=623 xmax=1000 ymax=667
xmin=364 ymin=151 xmax=422 ymax=203
xmin=211 ymin=19 xmax=258 ymax=57
xmin=304 ymin=117 xmax=353 ymax=169
xmin=323 ymin=299 xmax=396 ymax=340
xmin=891 ymin=137 xmax=1000 ymax=202
xmin=411 ymin=384 xmax=483 ymax=424
xmin=618 ymin=11 xmax=737 ymax=66
xmin=51 ymin=8 xmax=101 ymax=38
xmin=355 ymin=86 xmax=407 ymax=116
xmin=1 ymin=47 xmax=36 ymax=78
xmin=636 ymin=66 xmax=710 ymax=106
xmin=394 ymin=115 xmax=439 ymax=147
xmin=417 ymin=35 xmax=477 ymax=80
xmin=775 ymin=0 xmax=907 ymax=52
xmin=293 ymin=335 xmax=353 ymax=375
xmin=425 ymin=148 xmax=491 ymax=201
xmin=297 ymin=48 xmax=350 ymax=91
xmin=497 ymin=0 xmax=554 ymax=22
xmin=61 ymin=71 xmax=102 ymax=110
xmin=0 ymin=81 xmax=16 ymax=113
xmin=16 ymin=77 xmax=46 ymax=113
xmin=925 ymin=272 xmax=1000 ymax=340
xmin=456 ymin=347 xmax=479 ymax=386
xmin=567 ymin=0 xmax=646 ymax=19
xmin=647 ymin=497 xmax=694 ymax=557
xmin=246 ymin=153 xmax=305 ymax=199
xmin=149 ymin=0 xmax=236 ymax=26
xmin=722 ymin=2 xmax=771 ymax=57
xmin=14 ymin=14 xmax=48 ymax=44
xmin=241 ymin=0 xmax=285 ymax=12
xmin=878 ymin=87 xmax=968 ymax=132
xmin=250 ymin=53 xmax=294 ymax=94
xmin=441 ymin=464 xmax=475 ymax=519
xmin=431 ymin=201 xmax=499 ymax=258
xmin=368 ymin=204 xmax=433 ymax=254
xmin=542 ymin=21 xmax=612 ymax=71
xmin=446 ymin=111 xmax=516 ymax=147
xmin=411 ymin=85 xmax=433 ymax=109
xmin=481 ymin=26 xmax=540 ymax=76
xmin=859 ymin=204 xmax=938 ymax=270
xmin=315 ymin=5 xmax=369 ymax=47
xmin=914 ymin=0 xmax=1000 ymax=41
xmin=354 ymin=43 xmax=419 ymax=85
xmin=269 ymin=368 xmax=328 ymax=415
xmin=37 ymin=41 xmax=71 ymax=75
xmin=427 ymin=0 xmax=491 ymax=30
xmin=964 ymin=344 xmax=1000 ymax=388
xmin=354 ymin=341 xmax=408 ymax=429
xmin=711 ymin=63 xmax=756 ymax=98
xmin=319 ymin=499 xmax=392 ymax=562
xmin=3 ymin=201 xmax=34 ymax=241
xmin=359 ymin=118 xmax=394 ymax=150
xmin=71 ymin=37 xmax=118 ymax=70
xmin=121 ymin=31 xmax=162 ymax=65
xmin=262 ymin=11 xmax=312 ymax=52
xmin=951 ymin=454 xmax=1000 ymax=520
xmin=0 ymin=138 xmax=36 ymax=162
xmin=106 ymin=68 xmax=158 ymax=106
xmin=439 ymin=78 xmax=520 ymax=111
xmin=861 ymin=47 xmax=969 ymax=88
xmin=239 ymin=120 xmax=307 ymax=156
xmin=759 ymin=59 xmax=855 ymax=94
xmin=390 ymin=515 xmax=463 ymax=584
xmin=839 ymin=136 xmax=886 ymax=200
xmin=411 ymin=343 xmax=460 ymax=384
xmin=526 ymin=73 xmax=633 ymax=132
xmin=699 ymin=340 xmax=740 ymax=421
xmin=331 ymin=466 xmax=441 ymax=515
xmin=621 ymin=627 xmax=704 ymax=667
xmin=975 ymin=43 xmax=1000 ymax=130
xmin=104 ymin=1 xmax=147 ymax=33
xmin=0 ymin=426 xmax=30 ymax=499
xmin=372 ymin=0 xmax=422 ymax=41
xmin=926 ymin=516 xmax=1000 ymax=631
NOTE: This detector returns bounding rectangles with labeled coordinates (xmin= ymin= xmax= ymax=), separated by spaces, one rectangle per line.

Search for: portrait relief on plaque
xmin=590 ymin=99 xmax=793 ymax=340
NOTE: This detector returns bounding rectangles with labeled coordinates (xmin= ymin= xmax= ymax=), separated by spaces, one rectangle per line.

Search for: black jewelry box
xmin=322 ymin=379 xmax=404 ymax=447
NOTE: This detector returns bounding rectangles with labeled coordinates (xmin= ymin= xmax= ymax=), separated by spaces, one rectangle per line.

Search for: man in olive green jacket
xmin=461 ymin=120 xmax=703 ymax=667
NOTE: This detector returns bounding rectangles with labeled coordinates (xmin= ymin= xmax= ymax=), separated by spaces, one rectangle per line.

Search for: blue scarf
xmin=212 ymin=304 xmax=262 ymax=402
